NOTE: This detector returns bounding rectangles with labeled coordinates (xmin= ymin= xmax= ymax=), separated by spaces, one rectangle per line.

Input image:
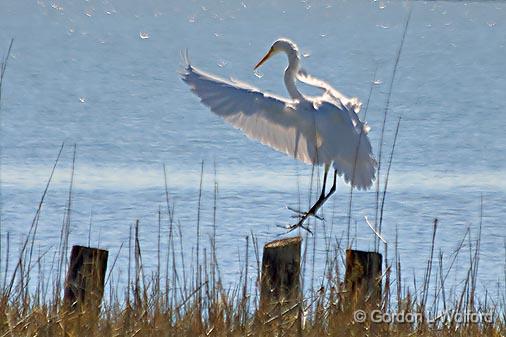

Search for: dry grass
xmin=0 ymin=230 xmax=503 ymax=337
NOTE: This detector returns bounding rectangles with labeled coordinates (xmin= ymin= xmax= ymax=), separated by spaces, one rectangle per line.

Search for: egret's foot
xmin=286 ymin=206 xmax=324 ymax=221
xmin=280 ymin=221 xmax=313 ymax=235
xmin=286 ymin=205 xmax=303 ymax=215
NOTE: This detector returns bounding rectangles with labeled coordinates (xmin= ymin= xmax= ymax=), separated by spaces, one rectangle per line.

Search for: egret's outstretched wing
xmin=297 ymin=69 xmax=368 ymax=124
xmin=181 ymin=61 xmax=317 ymax=164
xmin=313 ymin=101 xmax=376 ymax=190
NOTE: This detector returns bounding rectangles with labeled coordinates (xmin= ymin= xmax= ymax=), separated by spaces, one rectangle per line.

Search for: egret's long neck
xmin=284 ymin=52 xmax=303 ymax=100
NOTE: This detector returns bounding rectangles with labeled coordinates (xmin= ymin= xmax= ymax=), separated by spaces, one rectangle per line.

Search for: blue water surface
xmin=0 ymin=0 xmax=505 ymax=303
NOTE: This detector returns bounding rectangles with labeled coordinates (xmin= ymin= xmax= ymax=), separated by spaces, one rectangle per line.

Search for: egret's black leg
xmin=288 ymin=165 xmax=328 ymax=218
xmin=288 ymin=166 xmax=328 ymax=220
xmin=302 ymin=169 xmax=337 ymax=219
xmin=286 ymin=168 xmax=338 ymax=233
xmin=319 ymin=166 xmax=329 ymax=199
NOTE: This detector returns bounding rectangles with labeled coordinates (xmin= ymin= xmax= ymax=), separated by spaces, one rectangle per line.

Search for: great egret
xmin=181 ymin=38 xmax=376 ymax=231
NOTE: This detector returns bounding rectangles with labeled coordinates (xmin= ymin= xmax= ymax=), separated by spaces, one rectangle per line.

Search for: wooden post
xmin=64 ymin=245 xmax=108 ymax=312
xmin=258 ymin=236 xmax=302 ymax=336
xmin=344 ymin=249 xmax=382 ymax=306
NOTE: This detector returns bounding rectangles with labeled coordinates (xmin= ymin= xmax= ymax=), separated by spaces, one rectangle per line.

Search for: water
xmin=1 ymin=1 xmax=505 ymax=301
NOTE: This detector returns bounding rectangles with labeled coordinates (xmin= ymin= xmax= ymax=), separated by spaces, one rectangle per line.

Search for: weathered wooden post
xmin=258 ymin=236 xmax=302 ymax=336
xmin=344 ymin=249 xmax=382 ymax=306
xmin=64 ymin=245 xmax=108 ymax=313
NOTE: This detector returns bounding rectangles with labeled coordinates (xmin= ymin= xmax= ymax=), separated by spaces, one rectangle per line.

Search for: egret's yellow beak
xmin=254 ymin=48 xmax=273 ymax=70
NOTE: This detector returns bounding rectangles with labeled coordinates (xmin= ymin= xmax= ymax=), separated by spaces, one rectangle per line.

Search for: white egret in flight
xmin=181 ymin=38 xmax=376 ymax=232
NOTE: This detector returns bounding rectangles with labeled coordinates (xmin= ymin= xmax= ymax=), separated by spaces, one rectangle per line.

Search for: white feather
xmin=181 ymin=64 xmax=319 ymax=165
xmin=180 ymin=47 xmax=376 ymax=190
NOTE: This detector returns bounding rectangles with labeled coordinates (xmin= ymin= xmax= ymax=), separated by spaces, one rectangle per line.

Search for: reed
xmin=0 ymin=150 xmax=503 ymax=336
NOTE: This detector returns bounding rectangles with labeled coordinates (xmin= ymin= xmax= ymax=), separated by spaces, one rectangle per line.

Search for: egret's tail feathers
xmin=334 ymin=153 xmax=377 ymax=190
xmin=353 ymin=154 xmax=377 ymax=190
xmin=329 ymin=129 xmax=377 ymax=190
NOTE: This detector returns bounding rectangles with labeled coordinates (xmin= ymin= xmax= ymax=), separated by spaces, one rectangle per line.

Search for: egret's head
xmin=254 ymin=38 xmax=299 ymax=70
